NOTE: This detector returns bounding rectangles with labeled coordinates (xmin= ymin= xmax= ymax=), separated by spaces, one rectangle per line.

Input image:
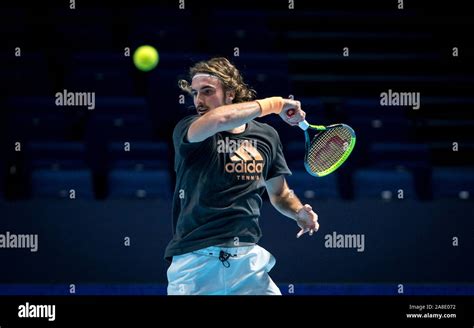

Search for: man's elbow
xmin=214 ymin=107 xmax=234 ymax=128
xmin=268 ymin=193 xmax=281 ymax=207
xmin=187 ymin=112 xmax=229 ymax=143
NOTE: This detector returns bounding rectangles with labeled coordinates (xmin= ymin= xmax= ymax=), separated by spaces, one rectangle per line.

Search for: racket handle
xmin=298 ymin=120 xmax=309 ymax=130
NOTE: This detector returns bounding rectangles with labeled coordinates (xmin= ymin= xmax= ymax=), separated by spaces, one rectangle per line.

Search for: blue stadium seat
xmin=232 ymin=53 xmax=289 ymax=73
xmin=0 ymin=52 xmax=54 ymax=96
xmin=7 ymin=113 xmax=71 ymax=141
xmin=85 ymin=113 xmax=155 ymax=167
xmin=27 ymin=141 xmax=88 ymax=170
xmin=342 ymin=98 xmax=408 ymax=119
xmin=348 ymin=117 xmax=414 ymax=144
xmin=69 ymin=52 xmax=132 ymax=68
xmin=5 ymin=96 xmax=56 ymax=112
xmin=107 ymin=141 xmax=170 ymax=170
xmin=85 ymin=114 xmax=154 ymax=142
xmin=51 ymin=9 xmax=116 ymax=49
xmin=210 ymin=10 xmax=272 ymax=28
xmin=64 ymin=53 xmax=135 ymax=96
xmin=432 ymin=167 xmax=474 ymax=200
xmin=150 ymin=52 xmax=209 ymax=71
xmin=0 ymin=159 xmax=4 ymax=199
xmin=368 ymin=143 xmax=430 ymax=169
xmin=84 ymin=108 xmax=155 ymax=172
xmin=145 ymin=68 xmax=193 ymax=129
xmin=131 ymin=26 xmax=198 ymax=52
xmin=108 ymin=169 xmax=172 ymax=199
xmin=284 ymin=141 xmax=306 ymax=164
xmin=31 ymin=169 xmax=94 ymax=199
xmin=5 ymin=96 xmax=85 ymax=141
xmin=240 ymin=69 xmax=289 ymax=98
xmin=146 ymin=68 xmax=183 ymax=94
xmin=353 ymin=168 xmax=416 ymax=200
xmin=93 ymin=97 xmax=149 ymax=116
xmin=207 ymin=10 xmax=278 ymax=52
xmin=286 ymin=170 xmax=339 ymax=199
xmin=65 ymin=68 xmax=135 ymax=96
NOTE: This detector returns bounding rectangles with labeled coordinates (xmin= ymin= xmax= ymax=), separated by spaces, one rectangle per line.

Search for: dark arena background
xmin=0 ymin=0 xmax=473 ymax=325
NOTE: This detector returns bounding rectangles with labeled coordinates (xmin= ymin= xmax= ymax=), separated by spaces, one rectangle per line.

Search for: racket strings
xmin=306 ymin=126 xmax=353 ymax=173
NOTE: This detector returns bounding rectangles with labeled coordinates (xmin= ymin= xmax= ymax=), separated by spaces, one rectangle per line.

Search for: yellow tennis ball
xmin=133 ymin=45 xmax=159 ymax=72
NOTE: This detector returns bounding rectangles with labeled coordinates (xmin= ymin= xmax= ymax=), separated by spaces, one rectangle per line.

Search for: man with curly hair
xmin=165 ymin=57 xmax=319 ymax=295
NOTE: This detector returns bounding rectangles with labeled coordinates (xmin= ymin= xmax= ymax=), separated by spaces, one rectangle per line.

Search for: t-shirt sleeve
xmin=267 ymin=128 xmax=292 ymax=180
xmin=172 ymin=115 xmax=214 ymax=159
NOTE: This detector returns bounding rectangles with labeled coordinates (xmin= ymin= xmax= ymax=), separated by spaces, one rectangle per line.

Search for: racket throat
xmin=298 ymin=120 xmax=310 ymax=130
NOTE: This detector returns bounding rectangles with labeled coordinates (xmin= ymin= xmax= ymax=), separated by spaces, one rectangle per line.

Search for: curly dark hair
xmin=178 ymin=57 xmax=256 ymax=103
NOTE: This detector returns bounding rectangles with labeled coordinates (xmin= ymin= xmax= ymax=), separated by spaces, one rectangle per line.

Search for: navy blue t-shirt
xmin=164 ymin=115 xmax=291 ymax=261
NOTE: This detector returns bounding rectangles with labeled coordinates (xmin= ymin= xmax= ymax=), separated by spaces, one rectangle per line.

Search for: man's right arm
xmin=187 ymin=101 xmax=263 ymax=143
xmin=187 ymin=97 xmax=305 ymax=143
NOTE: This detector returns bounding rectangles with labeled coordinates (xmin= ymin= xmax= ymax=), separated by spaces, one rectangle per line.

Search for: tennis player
xmin=165 ymin=57 xmax=319 ymax=295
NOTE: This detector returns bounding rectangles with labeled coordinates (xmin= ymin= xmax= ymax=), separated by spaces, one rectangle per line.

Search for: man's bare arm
xmin=188 ymin=102 xmax=262 ymax=143
xmin=265 ymin=175 xmax=303 ymax=221
xmin=266 ymin=175 xmax=320 ymax=237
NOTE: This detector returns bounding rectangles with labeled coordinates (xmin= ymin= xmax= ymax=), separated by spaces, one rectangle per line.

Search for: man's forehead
xmin=191 ymin=75 xmax=221 ymax=89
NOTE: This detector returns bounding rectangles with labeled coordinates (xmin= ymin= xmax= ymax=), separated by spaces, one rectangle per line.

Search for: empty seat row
xmin=287 ymin=167 xmax=473 ymax=201
xmin=2 ymin=166 xmax=471 ymax=201
xmin=30 ymin=169 xmax=172 ymax=199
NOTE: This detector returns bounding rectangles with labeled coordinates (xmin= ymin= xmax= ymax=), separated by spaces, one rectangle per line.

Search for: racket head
xmin=303 ymin=123 xmax=356 ymax=177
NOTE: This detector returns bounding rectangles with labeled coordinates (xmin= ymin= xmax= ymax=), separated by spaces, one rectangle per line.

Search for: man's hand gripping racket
xmin=286 ymin=107 xmax=356 ymax=177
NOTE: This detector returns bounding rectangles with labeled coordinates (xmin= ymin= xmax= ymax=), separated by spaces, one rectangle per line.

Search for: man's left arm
xmin=265 ymin=175 xmax=320 ymax=238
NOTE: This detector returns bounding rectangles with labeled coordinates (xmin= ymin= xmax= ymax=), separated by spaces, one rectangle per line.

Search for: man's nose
xmin=195 ymin=93 xmax=204 ymax=106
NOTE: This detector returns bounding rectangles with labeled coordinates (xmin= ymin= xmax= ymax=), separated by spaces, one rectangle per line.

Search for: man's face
xmin=191 ymin=75 xmax=226 ymax=116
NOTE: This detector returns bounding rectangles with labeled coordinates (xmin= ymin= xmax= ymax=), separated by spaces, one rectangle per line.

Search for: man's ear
xmin=225 ymin=90 xmax=235 ymax=104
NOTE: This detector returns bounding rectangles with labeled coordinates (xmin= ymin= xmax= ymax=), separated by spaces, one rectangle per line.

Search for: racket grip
xmin=298 ymin=120 xmax=309 ymax=130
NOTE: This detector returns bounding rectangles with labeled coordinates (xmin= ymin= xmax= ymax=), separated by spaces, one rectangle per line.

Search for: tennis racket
xmin=287 ymin=109 xmax=356 ymax=177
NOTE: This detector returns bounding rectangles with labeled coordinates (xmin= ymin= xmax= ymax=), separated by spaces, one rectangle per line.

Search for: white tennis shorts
xmin=167 ymin=244 xmax=281 ymax=295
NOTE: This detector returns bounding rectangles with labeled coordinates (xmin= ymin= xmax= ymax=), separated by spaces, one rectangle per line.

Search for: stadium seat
xmin=368 ymin=143 xmax=430 ymax=169
xmin=0 ymin=52 xmax=54 ymax=96
xmin=31 ymin=169 xmax=94 ymax=199
xmin=108 ymin=169 xmax=172 ymax=199
xmin=342 ymin=98 xmax=409 ymax=119
xmin=84 ymin=112 xmax=155 ymax=172
xmin=6 ymin=113 xmax=71 ymax=141
xmin=286 ymin=169 xmax=339 ymax=199
xmin=349 ymin=117 xmax=414 ymax=143
xmin=206 ymin=10 xmax=279 ymax=52
xmin=64 ymin=53 xmax=135 ymax=96
xmin=4 ymin=96 xmax=86 ymax=142
xmin=353 ymin=168 xmax=416 ymax=200
xmin=107 ymin=141 xmax=170 ymax=170
xmin=0 ymin=159 xmax=4 ymax=199
xmin=93 ymin=97 xmax=149 ymax=116
xmin=51 ymin=8 xmax=116 ymax=50
xmin=432 ymin=167 xmax=474 ymax=200
xmin=131 ymin=26 xmax=198 ymax=52
xmin=240 ymin=69 xmax=290 ymax=98
xmin=85 ymin=113 xmax=154 ymax=142
xmin=27 ymin=141 xmax=88 ymax=171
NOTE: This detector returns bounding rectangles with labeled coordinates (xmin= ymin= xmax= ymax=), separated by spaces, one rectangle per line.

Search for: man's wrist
xmin=293 ymin=205 xmax=304 ymax=221
xmin=256 ymin=97 xmax=284 ymax=117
